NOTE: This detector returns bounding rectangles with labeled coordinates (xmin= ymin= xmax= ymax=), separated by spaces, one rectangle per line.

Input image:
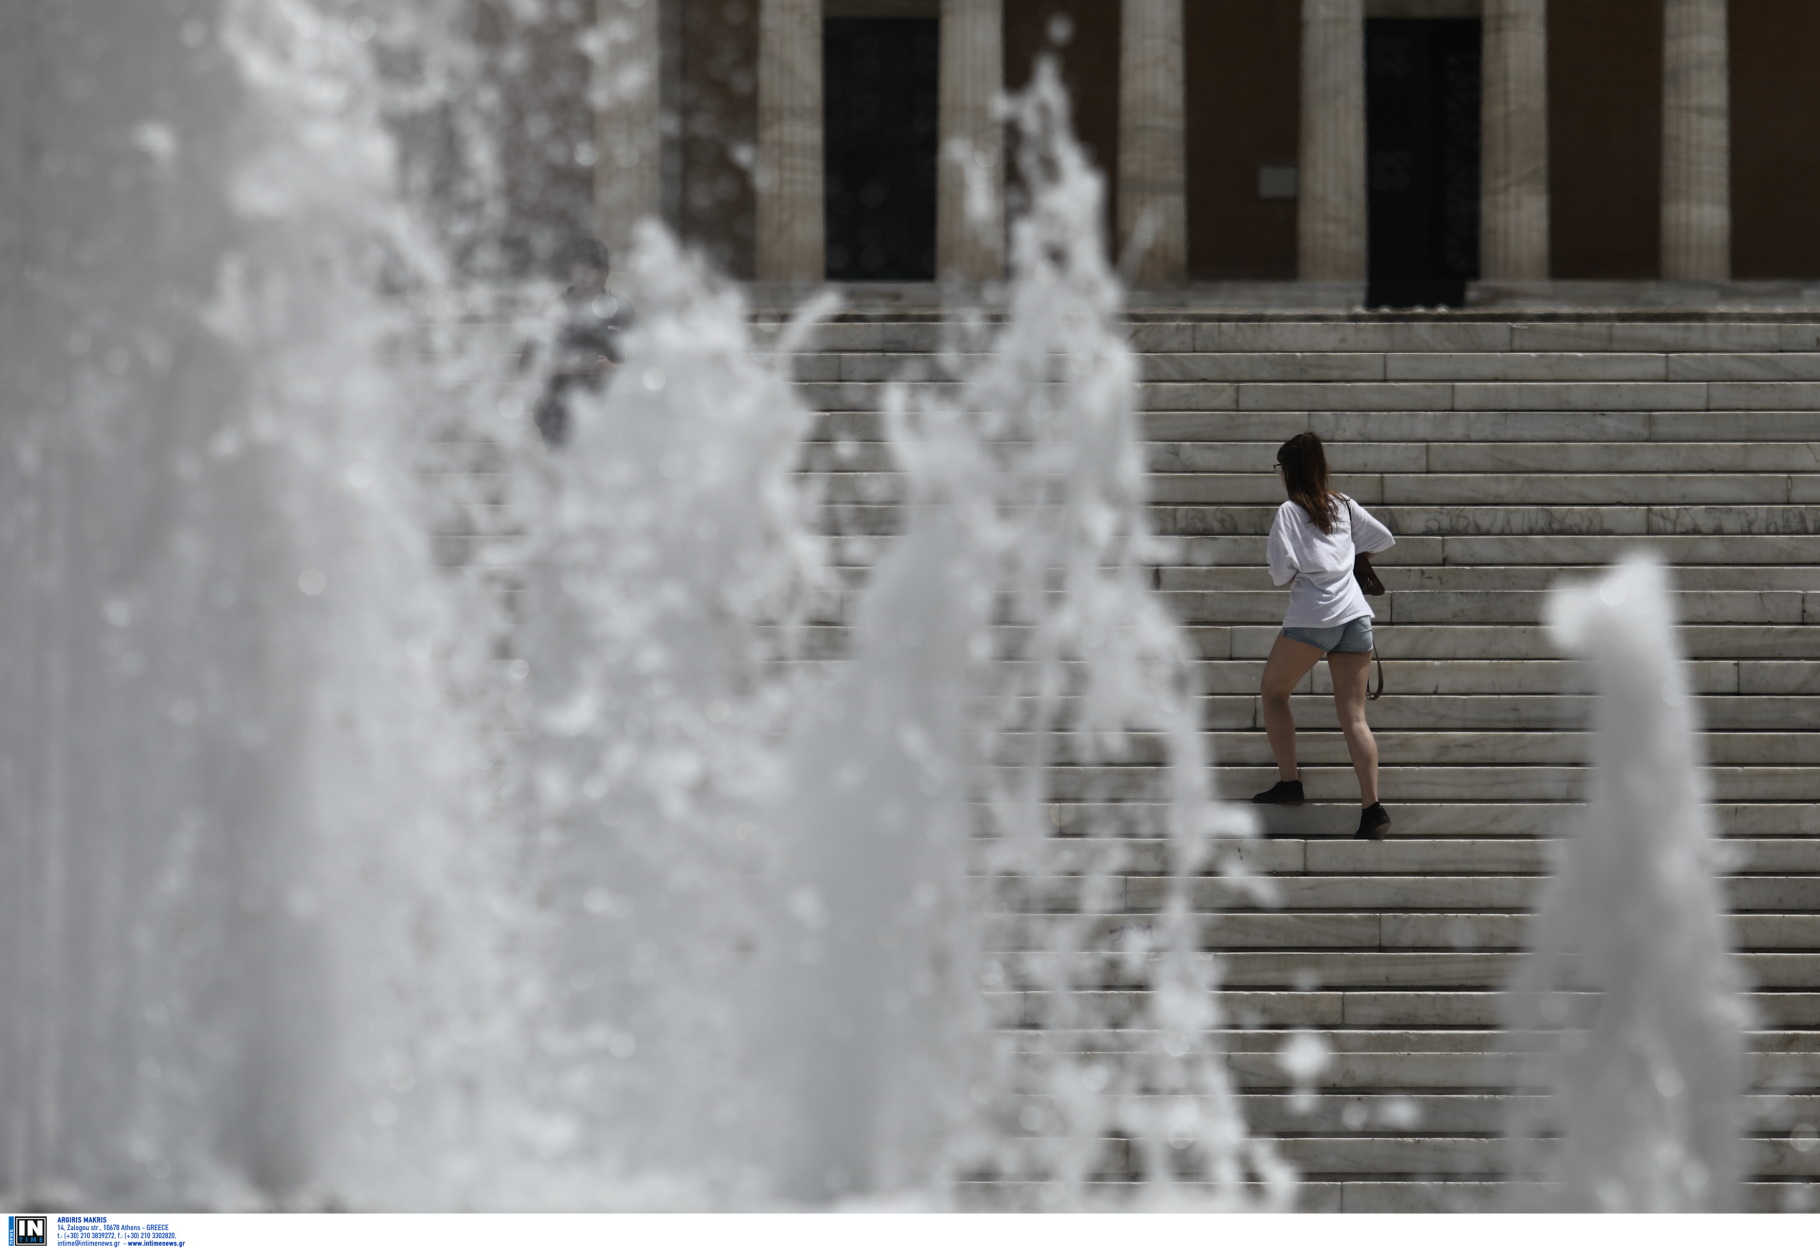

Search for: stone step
xmin=1036 ymin=769 xmax=1816 ymax=811
xmin=1114 ymin=875 xmax=1820 ymax=913
xmin=810 ymin=435 xmax=1820 ymax=476
xmin=800 ymin=624 xmax=1820 ymax=662
xmin=1003 ymin=730 xmax=1820 ymax=769
xmin=1008 ymin=836 xmax=1820 ymax=876
xmin=992 ymin=990 xmax=1820 ymax=1029
xmin=809 ymin=407 xmax=1820 ymax=445
xmin=984 ymin=913 xmax=1820 ymax=953
xmin=786 ymin=318 xmax=1820 ymax=356
xmin=819 ymin=501 xmax=1820 ymax=538
xmin=1050 ymin=765 xmax=1577 ymax=807
xmin=1158 ymin=589 xmax=1815 ymax=624
xmin=819 ymin=470 xmax=1820 ymax=507
xmin=1423 ymin=440 xmax=1820 ymax=474
xmin=1032 ymin=1029 xmax=1820 ymax=1055
xmin=1076 ymin=1134 xmax=1820 ymax=1178
xmin=1192 ymin=765 xmax=1820 ymax=804
xmin=1106 ymin=659 xmax=1743 ymax=696
xmin=977 ymin=1127 xmax=1820 ymax=1183
xmin=1025 ymin=803 xmax=1820 ymax=840
xmin=1156 ymin=320 xmax=1820 ymax=355
xmin=1186 ymin=352 xmax=1820 ymax=385
xmin=1237 ymin=802 xmax=1818 ymax=840
xmin=1160 ymin=565 xmax=1820 ymax=593
xmin=1173 ymin=533 xmax=1820 ymax=565
xmin=1299 ymin=1181 xmax=1817 ymax=1215
xmin=808 ymin=586 xmax=1818 ymax=625
xmin=988 ymin=1050 xmax=1817 ymax=1095
xmin=1162 ymin=504 xmax=1820 ymax=537
xmin=798 ymin=379 xmax=1820 ymax=415
xmin=1140 ymin=440 xmax=1820 ymax=475
xmin=955 ymin=1179 xmax=1819 ymax=1214
xmin=991 ymin=950 xmax=1820 ymax=990
xmin=796 ymin=350 xmax=1820 ymax=385
xmin=1220 ymin=1091 xmax=1820 ymax=1135
xmin=775 ymin=654 xmax=1817 ymax=700
xmin=1204 ymin=731 xmax=1820 ymax=769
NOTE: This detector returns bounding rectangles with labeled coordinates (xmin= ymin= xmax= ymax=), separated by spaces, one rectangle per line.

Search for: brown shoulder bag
xmin=1345 ymin=497 xmax=1386 ymax=701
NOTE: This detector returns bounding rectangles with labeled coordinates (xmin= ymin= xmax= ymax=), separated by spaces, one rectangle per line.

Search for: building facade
xmin=554 ymin=1 xmax=1820 ymax=303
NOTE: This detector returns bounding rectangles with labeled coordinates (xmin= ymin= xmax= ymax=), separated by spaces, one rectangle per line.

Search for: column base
xmin=1468 ymin=279 xmax=1820 ymax=310
xmin=738 ymin=278 xmax=1820 ymax=318
xmin=1126 ymin=281 xmax=1370 ymax=310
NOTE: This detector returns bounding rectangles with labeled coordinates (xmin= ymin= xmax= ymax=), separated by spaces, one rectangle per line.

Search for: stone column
xmin=594 ymin=0 xmax=663 ymax=260
xmin=1118 ymin=0 xmax=1188 ymax=285
xmin=1661 ymin=0 xmax=1730 ymax=281
xmin=938 ymin=0 xmax=1005 ymax=280
xmin=1481 ymin=0 xmax=1550 ymax=280
xmin=756 ymin=0 xmax=825 ymax=283
xmin=1298 ymin=0 xmax=1367 ymax=282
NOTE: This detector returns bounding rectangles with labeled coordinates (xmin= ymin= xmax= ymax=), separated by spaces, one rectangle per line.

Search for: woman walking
xmin=1251 ymin=432 xmax=1396 ymax=840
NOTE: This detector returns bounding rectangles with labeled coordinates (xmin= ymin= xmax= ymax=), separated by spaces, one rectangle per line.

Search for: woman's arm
xmin=1267 ymin=507 xmax=1299 ymax=586
xmin=1350 ymin=500 xmax=1397 ymax=554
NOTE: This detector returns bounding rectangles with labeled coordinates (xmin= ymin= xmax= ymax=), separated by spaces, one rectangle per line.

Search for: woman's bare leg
xmin=1260 ymin=634 xmax=1326 ymax=782
xmin=1328 ymin=650 xmax=1380 ymax=806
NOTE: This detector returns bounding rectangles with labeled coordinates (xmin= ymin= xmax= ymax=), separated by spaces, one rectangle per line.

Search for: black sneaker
xmin=1355 ymin=803 xmax=1391 ymax=840
xmin=1252 ymin=779 xmax=1305 ymax=805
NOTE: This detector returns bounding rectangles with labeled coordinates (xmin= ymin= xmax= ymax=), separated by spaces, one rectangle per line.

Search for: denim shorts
xmin=1281 ymin=615 xmax=1374 ymax=654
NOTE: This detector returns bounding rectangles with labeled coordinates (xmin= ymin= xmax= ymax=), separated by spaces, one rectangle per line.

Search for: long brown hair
xmin=1277 ymin=432 xmax=1339 ymax=534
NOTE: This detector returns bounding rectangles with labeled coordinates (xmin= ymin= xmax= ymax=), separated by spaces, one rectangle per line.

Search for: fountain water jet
xmin=2 ymin=4 xmax=1284 ymax=1211
xmin=1504 ymin=553 xmax=1753 ymax=1211
xmin=503 ymin=223 xmax=837 ymax=1206
xmin=837 ymin=63 xmax=1290 ymax=1210
xmin=0 ymin=0 xmax=519 ymax=1210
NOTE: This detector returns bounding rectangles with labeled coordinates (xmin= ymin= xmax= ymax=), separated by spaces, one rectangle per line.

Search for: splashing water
xmin=1 ymin=0 xmax=517 ymax=1210
xmin=500 ymin=224 xmax=838 ymax=1206
xmin=1504 ymin=553 xmax=1752 ymax=1211
xmin=849 ymin=63 xmax=1288 ymax=1209
xmin=494 ymin=58 xmax=1287 ymax=1210
xmin=11 ymin=1 xmax=1761 ymax=1216
xmin=0 ymin=2 xmax=1280 ymax=1210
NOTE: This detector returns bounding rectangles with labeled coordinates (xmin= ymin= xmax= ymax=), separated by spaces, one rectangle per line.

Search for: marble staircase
xmin=778 ymin=309 xmax=1820 ymax=1212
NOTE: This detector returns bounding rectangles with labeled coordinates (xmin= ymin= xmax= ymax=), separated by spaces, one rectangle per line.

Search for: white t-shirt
xmin=1267 ymin=494 xmax=1396 ymax=628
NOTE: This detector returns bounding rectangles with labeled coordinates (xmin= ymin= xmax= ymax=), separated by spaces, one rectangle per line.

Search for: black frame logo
xmin=8 ymin=1216 xmax=47 ymax=1247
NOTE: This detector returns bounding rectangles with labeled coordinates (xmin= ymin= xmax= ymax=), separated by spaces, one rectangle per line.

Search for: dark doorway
xmin=824 ymin=18 xmax=939 ymax=282
xmin=1366 ymin=19 xmax=1481 ymax=308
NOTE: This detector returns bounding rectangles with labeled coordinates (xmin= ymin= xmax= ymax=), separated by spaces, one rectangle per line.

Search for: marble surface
xmin=756 ymin=0 xmax=825 ymax=281
xmin=1299 ymin=0 xmax=1368 ymax=281
xmin=593 ymin=0 xmax=662 ymax=257
xmin=1662 ymin=0 xmax=1732 ymax=281
xmin=1118 ymin=0 xmax=1187 ymax=285
xmin=1480 ymin=0 xmax=1550 ymax=280
xmin=937 ymin=0 xmax=1004 ymax=279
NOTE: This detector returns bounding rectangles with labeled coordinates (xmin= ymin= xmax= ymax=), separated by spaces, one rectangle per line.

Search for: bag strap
xmin=1346 ymin=496 xmax=1386 ymax=701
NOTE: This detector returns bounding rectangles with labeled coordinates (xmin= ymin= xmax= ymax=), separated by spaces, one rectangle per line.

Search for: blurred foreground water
xmin=0 ymin=1 xmax=1749 ymax=1212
